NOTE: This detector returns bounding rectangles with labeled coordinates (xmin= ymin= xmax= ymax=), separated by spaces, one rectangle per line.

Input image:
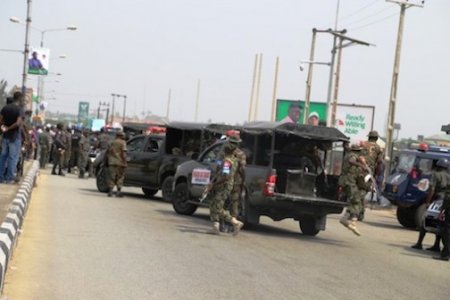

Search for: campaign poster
xmin=334 ymin=104 xmax=375 ymax=143
xmin=275 ymin=99 xmax=327 ymax=124
xmin=28 ymin=47 xmax=50 ymax=75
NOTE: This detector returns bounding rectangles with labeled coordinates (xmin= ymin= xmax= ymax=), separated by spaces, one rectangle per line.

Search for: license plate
xmin=427 ymin=200 xmax=443 ymax=213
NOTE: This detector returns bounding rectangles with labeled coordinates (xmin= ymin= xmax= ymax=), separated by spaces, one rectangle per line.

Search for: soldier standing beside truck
xmin=207 ymin=140 xmax=244 ymax=235
xmin=228 ymin=134 xmax=246 ymax=219
xmin=106 ymin=131 xmax=127 ymax=197
xmin=433 ymin=158 xmax=450 ymax=261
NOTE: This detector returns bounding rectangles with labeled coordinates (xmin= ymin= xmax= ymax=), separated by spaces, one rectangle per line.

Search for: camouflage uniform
xmin=70 ymin=130 xmax=82 ymax=172
xmin=38 ymin=129 xmax=51 ymax=169
xmin=97 ymin=132 xmax=110 ymax=151
xmin=64 ymin=129 xmax=72 ymax=171
xmin=51 ymin=125 xmax=68 ymax=176
xmin=77 ymin=132 xmax=90 ymax=178
xmin=229 ymin=147 xmax=246 ymax=218
xmin=107 ymin=133 xmax=127 ymax=196
xmin=209 ymin=154 xmax=237 ymax=224
xmin=339 ymin=151 xmax=362 ymax=216
xmin=436 ymin=166 xmax=450 ymax=260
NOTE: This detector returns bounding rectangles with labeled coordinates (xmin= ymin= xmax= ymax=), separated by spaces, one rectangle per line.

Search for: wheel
xmin=414 ymin=203 xmax=427 ymax=229
xmin=299 ymin=216 xmax=320 ymax=236
xmin=142 ymin=188 xmax=158 ymax=198
xmin=396 ymin=206 xmax=415 ymax=228
xmin=96 ymin=167 xmax=109 ymax=193
xmin=161 ymin=176 xmax=174 ymax=202
xmin=172 ymin=183 xmax=197 ymax=215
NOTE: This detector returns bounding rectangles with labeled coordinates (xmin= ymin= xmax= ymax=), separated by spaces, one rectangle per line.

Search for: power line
xmin=340 ymin=6 xmax=395 ymax=27
xmin=349 ymin=11 xmax=399 ymax=31
xmin=322 ymin=0 xmax=381 ymax=28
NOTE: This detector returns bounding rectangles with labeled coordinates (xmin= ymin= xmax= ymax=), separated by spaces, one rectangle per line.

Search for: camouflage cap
xmin=351 ymin=144 xmax=362 ymax=151
xmin=368 ymin=130 xmax=379 ymax=138
xmin=227 ymin=135 xmax=242 ymax=144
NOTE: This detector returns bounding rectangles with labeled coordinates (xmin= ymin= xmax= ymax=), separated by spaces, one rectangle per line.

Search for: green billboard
xmin=275 ymin=99 xmax=327 ymax=124
xmin=78 ymin=101 xmax=90 ymax=126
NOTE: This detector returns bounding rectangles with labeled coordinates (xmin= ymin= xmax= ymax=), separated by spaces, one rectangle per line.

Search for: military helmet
xmin=436 ymin=158 xmax=450 ymax=169
xmin=368 ymin=130 xmax=379 ymax=138
xmin=350 ymin=144 xmax=362 ymax=151
xmin=227 ymin=135 xmax=242 ymax=144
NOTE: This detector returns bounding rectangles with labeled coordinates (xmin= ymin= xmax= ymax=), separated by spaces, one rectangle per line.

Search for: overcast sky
xmin=1 ymin=0 xmax=449 ymax=139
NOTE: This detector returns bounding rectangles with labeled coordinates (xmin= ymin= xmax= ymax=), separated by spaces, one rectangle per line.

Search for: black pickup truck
xmin=172 ymin=121 xmax=350 ymax=236
xmin=94 ymin=122 xmax=233 ymax=201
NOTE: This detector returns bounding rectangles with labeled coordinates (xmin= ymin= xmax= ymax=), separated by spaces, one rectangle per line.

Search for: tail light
xmin=410 ymin=167 xmax=418 ymax=179
xmin=263 ymin=169 xmax=277 ymax=196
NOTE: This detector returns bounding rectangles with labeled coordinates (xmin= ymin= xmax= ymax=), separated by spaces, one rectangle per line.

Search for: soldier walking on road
xmin=64 ymin=127 xmax=72 ymax=173
xmin=38 ymin=125 xmax=51 ymax=169
xmin=229 ymin=134 xmax=246 ymax=219
xmin=106 ymin=131 xmax=127 ymax=197
xmin=432 ymin=158 xmax=450 ymax=262
xmin=77 ymin=130 xmax=90 ymax=179
xmin=207 ymin=140 xmax=244 ymax=235
xmin=361 ymin=130 xmax=384 ymax=205
xmin=51 ymin=123 xmax=68 ymax=176
xmin=339 ymin=143 xmax=367 ymax=236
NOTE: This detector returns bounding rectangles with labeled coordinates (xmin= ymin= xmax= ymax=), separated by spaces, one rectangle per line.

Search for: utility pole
xmin=111 ymin=93 xmax=116 ymax=124
xmin=248 ymin=54 xmax=258 ymax=121
xmin=385 ymin=0 xmax=424 ymax=174
xmin=122 ymin=95 xmax=127 ymax=123
xmin=303 ymin=29 xmax=317 ymax=124
xmin=20 ymin=0 xmax=32 ymax=115
xmin=194 ymin=79 xmax=200 ymax=122
xmin=270 ymin=56 xmax=280 ymax=121
xmin=253 ymin=53 xmax=263 ymax=121
xmin=166 ymin=88 xmax=171 ymax=119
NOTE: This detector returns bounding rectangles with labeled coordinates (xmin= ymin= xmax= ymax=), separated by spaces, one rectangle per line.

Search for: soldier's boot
xmin=107 ymin=188 xmax=113 ymax=197
xmin=58 ymin=168 xmax=65 ymax=176
xmin=116 ymin=188 xmax=123 ymax=198
xmin=347 ymin=218 xmax=361 ymax=236
xmin=211 ymin=222 xmax=220 ymax=235
xmin=231 ymin=217 xmax=244 ymax=236
xmin=78 ymin=171 xmax=85 ymax=179
xmin=51 ymin=165 xmax=57 ymax=175
xmin=339 ymin=213 xmax=350 ymax=228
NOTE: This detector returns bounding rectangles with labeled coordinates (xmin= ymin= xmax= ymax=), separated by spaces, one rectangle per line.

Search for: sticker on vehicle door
xmin=191 ymin=168 xmax=211 ymax=185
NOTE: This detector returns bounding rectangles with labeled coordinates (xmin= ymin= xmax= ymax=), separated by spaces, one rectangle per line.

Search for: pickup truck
xmin=171 ymin=121 xmax=350 ymax=236
xmin=94 ymin=122 xmax=234 ymax=201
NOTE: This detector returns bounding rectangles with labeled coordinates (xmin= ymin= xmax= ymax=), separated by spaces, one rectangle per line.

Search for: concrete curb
xmin=0 ymin=160 xmax=39 ymax=292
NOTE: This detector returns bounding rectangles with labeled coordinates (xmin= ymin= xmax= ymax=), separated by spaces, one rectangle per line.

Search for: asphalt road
xmin=3 ymin=169 xmax=450 ymax=300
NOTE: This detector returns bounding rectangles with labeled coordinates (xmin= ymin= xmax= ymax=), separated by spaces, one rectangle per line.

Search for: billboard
xmin=275 ymin=99 xmax=375 ymax=142
xmin=28 ymin=47 xmax=50 ymax=75
xmin=78 ymin=101 xmax=90 ymax=126
xmin=275 ymin=99 xmax=327 ymax=125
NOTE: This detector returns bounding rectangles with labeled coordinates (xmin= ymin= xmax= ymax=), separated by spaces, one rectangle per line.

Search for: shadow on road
xmin=363 ymin=220 xmax=414 ymax=231
xmin=387 ymin=242 xmax=440 ymax=259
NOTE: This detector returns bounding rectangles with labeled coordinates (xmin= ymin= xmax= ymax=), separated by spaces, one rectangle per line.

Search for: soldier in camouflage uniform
xmin=229 ymin=135 xmax=246 ymax=219
xmin=64 ymin=127 xmax=72 ymax=172
xmin=77 ymin=130 xmax=90 ymax=179
xmin=338 ymin=143 xmax=367 ymax=236
xmin=361 ymin=130 xmax=384 ymax=208
xmin=107 ymin=131 xmax=127 ymax=197
xmin=432 ymin=159 xmax=450 ymax=261
xmin=208 ymin=141 xmax=244 ymax=235
xmin=51 ymin=123 xmax=68 ymax=176
xmin=97 ymin=128 xmax=110 ymax=151
xmin=38 ymin=126 xmax=51 ymax=169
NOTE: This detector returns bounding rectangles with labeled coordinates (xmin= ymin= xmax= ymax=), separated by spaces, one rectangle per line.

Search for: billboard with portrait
xmin=28 ymin=47 xmax=50 ymax=75
xmin=275 ymin=99 xmax=327 ymax=124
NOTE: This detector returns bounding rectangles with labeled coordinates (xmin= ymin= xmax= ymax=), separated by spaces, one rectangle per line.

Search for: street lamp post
xmin=19 ymin=1 xmax=32 ymax=115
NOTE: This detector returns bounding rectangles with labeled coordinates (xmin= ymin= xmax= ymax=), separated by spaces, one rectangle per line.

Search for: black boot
xmin=51 ymin=165 xmax=57 ymax=175
xmin=78 ymin=171 xmax=85 ymax=179
xmin=58 ymin=168 xmax=65 ymax=176
xmin=116 ymin=188 xmax=123 ymax=198
xmin=107 ymin=188 xmax=113 ymax=197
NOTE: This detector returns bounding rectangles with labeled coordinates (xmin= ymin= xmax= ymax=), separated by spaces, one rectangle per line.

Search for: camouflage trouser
xmin=78 ymin=152 xmax=88 ymax=175
xmin=108 ymin=165 xmax=125 ymax=189
xmin=229 ymin=184 xmax=242 ymax=218
xmin=209 ymin=186 xmax=233 ymax=223
xmin=52 ymin=150 xmax=64 ymax=173
xmin=64 ymin=150 xmax=71 ymax=168
xmin=39 ymin=146 xmax=49 ymax=169
xmin=344 ymin=184 xmax=361 ymax=218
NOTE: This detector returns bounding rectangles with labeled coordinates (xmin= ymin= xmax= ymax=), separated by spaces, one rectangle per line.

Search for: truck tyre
xmin=299 ymin=216 xmax=320 ymax=236
xmin=142 ymin=188 xmax=158 ymax=198
xmin=96 ymin=167 xmax=109 ymax=193
xmin=161 ymin=176 xmax=174 ymax=202
xmin=172 ymin=183 xmax=197 ymax=215
xmin=396 ymin=206 xmax=415 ymax=228
xmin=414 ymin=203 xmax=427 ymax=229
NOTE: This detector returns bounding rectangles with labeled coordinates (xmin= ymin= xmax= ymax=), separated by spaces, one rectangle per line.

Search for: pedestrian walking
xmin=0 ymin=94 xmax=23 ymax=183
xmin=207 ymin=140 xmax=244 ymax=235
xmin=106 ymin=131 xmax=127 ymax=197
xmin=51 ymin=123 xmax=68 ymax=176
xmin=338 ymin=143 xmax=367 ymax=236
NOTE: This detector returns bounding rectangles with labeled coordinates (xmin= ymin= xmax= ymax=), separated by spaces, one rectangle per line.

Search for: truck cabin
xmin=241 ymin=122 xmax=349 ymax=199
xmin=164 ymin=122 xmax=236 ymax=158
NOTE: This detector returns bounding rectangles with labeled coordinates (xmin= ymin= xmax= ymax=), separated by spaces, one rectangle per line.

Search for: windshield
xmin=396 ymin=153 xmax=416 ymax=172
